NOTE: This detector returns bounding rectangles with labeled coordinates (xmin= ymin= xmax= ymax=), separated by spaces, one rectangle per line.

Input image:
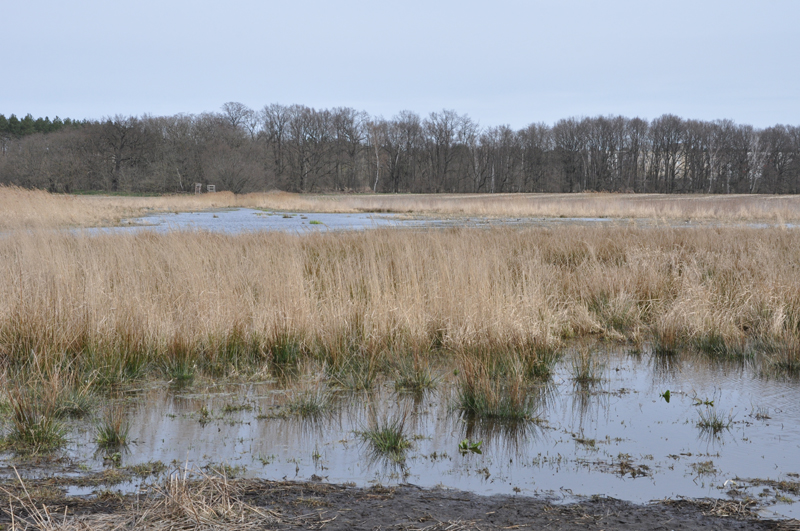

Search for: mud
xmin=0 ymin=477 xmax=793 ymax=530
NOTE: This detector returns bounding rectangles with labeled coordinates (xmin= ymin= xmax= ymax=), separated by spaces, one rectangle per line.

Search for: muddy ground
xmin=1 ymin=477 xmax=797 ymax=530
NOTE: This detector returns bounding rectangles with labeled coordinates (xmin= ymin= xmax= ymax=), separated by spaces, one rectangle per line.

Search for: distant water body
xmin=82 ymin=208 xmax=800 ymax=235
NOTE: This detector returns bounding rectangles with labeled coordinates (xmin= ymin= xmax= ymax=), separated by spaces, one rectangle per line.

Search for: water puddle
xmin=10 ymin=348 xmax=796 ymax=517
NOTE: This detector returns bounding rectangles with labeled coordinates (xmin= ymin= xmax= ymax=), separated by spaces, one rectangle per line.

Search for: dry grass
xmin=256 ymin=192 xmax=800 ymax=223
xmin=0 ymin=467 xmax=286 ymax=530
xmin=4 ymin=186 xmax=800 ymax=231
xmin=2 ymin=221 xmax=799 ymax=382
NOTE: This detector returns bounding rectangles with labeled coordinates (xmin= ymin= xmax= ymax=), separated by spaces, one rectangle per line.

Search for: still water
xmin=49 ymin=348 xmax=800 ymax=518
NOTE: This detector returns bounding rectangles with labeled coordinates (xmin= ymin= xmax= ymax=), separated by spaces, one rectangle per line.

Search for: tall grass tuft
xmin=1 ymin=357 xmax=97 ymax=454
xmin=3 ymin=385 xmax=67 ymax=454
xmin=360 ymin=414 xmax=411 ymax=459
xmin=393 ymin=352 xmax=439 ymax=393
xmin=96 ymin=405 xmax=131 ymax=448
xmin=455 ymin=355 xmax=533 ymax=421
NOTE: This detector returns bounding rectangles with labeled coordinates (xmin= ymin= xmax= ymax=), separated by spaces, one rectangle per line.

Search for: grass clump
xmin=0 ymin=359 xmax=94 ymax=454
xmin=3 ymin=385 xmax=67 ymax=454
xmin=455 ymin=355 xmax=534 ymax=421
xmin=96 ymin=406 xmax=131 ymax=448
xmin=393 ymin=354 xmax=439 ymax=393
xmin=330 ymin=354 xmax=379 ymax=391
xmin=697 ymin=407 xmax=733 ymax=435
xmin=361 ymin=415 xmax=411 ymax=459
xmin=268 ymin=333 xmax=307 ymax=375
xmin=762 ymin=336 xmax=800 ymax=377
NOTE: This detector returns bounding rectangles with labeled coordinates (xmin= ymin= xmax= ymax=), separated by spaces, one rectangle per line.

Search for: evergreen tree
xmin=20 ymin=114 xmax=35 ymax=136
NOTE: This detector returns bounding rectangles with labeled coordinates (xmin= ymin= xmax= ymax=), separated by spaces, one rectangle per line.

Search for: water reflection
xmin=7 ymin=348 xmax=799 ymax=519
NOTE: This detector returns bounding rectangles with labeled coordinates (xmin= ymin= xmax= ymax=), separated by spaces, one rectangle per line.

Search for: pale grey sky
xmin=4 ymin=0 xmax=799 ymax=128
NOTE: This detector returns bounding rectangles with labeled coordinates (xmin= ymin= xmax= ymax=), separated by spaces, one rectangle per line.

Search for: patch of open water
xmin=15 ymin=348 xmax=797 ymax=518
xmin=85 ymin=208 xmax=800 ymax=234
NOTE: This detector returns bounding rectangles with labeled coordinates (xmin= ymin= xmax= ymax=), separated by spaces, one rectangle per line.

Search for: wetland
xmin=1 ymin=189 xmax=799 ymax=529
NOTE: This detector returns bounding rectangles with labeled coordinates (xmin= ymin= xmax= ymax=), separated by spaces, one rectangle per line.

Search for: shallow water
xmin=24 ymin=348 xmax=798 ymax=518
xmin=88 ymin=207 xmax=800 ymax=234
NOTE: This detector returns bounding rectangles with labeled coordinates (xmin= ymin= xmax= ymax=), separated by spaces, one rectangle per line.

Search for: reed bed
xmin=4 ymin=186 xmax=800 ymax=231
xmin=1 ymin=224 xmax=800 ymax=389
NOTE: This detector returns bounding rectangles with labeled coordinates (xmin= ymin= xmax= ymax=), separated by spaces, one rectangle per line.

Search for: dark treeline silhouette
xmin=1 ymin=103 xmax=799 ymax=194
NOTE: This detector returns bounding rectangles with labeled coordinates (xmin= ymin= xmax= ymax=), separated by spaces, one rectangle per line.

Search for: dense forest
xmin=1 ymin=103 xmax=799 ymax=194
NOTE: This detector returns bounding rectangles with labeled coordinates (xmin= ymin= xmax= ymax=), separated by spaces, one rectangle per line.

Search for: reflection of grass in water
xmin=461 ymin=415 xmax=545 ymax=455
xmin=762 ymin=337 xmax=800 ymax=378
xmin=285 ymin=386 xmax=334 ymax=418
xmin=570 ymin=348 xmax=604 ymax=385
xmin=652 ymin=319 xmax=681 ymax=358
xmin=695 ymin=333 xmax=751 ymax=361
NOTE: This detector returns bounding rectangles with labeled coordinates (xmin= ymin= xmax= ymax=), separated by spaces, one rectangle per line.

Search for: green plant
xmin=458 ymin=439 xmax=482 ymax=454
xmin=331 ymin=354 xmax=379 ymax=391
xmin=394 ymin=356 xmax=439 ymax=393
xmin=309 ymin=220 xmax=323 ymax=225
xmin=96 ymin=406 xmax=131 ymax=448
xmin=455 ymin=356 xmax=533 ymax=421
xmin=361 ymin=416 xmax=411 ymax=458
xmin=3 ymin=385 xmax=67 ymax=454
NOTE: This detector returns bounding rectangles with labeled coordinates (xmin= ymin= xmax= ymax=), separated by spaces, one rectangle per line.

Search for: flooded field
xmin=98 ymin=207 xmax=800 ymax=235
xmin=8 ymin=346 xmax=798 ymax=519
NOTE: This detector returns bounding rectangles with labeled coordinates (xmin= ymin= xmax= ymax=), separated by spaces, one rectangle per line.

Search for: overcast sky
xmin=4 ymin=0 xmax=799 ymax=129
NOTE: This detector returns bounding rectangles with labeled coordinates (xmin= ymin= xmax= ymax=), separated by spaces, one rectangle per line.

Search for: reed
xmin=455 ymin=353 xmax=532 ymax=420
xmin=5 ymin=186 xmax=800 ymax=231
xmin=2 ymin=218 xmax=800 ymax=385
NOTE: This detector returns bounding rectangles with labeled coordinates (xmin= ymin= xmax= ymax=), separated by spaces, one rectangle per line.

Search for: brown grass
xmin=1 ymin=221 xmax=799 ymax=379
xmin=3 ymin=186 xmax=800 ymax=230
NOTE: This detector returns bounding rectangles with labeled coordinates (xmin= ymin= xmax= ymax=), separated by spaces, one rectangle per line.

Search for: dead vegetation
xmin=4 ymin=186 xmax=800 ymax=231
xmin=2 ymin=219 xmax=800 ymax=391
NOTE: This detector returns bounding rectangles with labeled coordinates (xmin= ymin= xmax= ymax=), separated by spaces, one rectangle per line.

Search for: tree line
xmin=1 ymin=103 xmax=799 ymax=194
